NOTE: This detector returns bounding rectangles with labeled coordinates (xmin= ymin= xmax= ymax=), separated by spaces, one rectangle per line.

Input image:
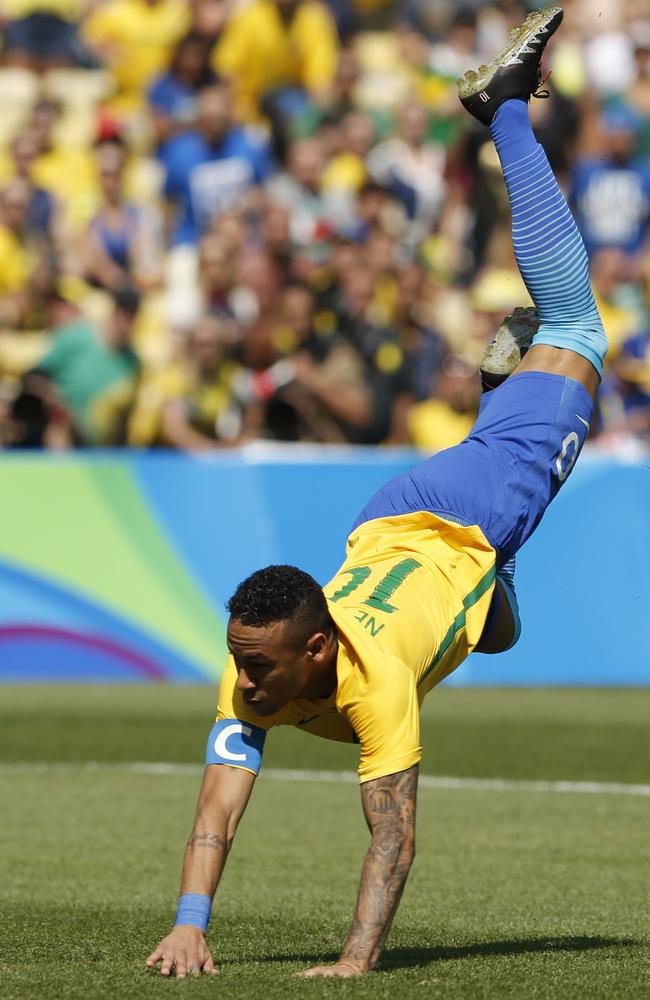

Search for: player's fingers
xmin=160 ymin=956 xmax=174 ymax=977
xmin=202 ymin=953 xmax=219 ymax=975
xmin=296 ymin=966 xmax=327 ymax=978
xmin=175 ymin=961 xmax=188 ymax=980
xmin=145 ymin=945 xmax=164 ymax=967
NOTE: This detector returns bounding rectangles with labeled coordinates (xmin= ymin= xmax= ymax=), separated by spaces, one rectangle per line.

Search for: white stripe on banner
xmin=1 ymin=762 xmax=649 ymax=797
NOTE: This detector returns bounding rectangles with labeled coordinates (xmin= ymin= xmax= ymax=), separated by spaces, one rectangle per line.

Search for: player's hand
xmin=296 ymin=959 xmax=368 ymax=978
xmin=145 ymin=926 xmax=219 ymax=979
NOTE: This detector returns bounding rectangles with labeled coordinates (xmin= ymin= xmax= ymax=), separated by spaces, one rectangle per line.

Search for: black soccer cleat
xmin=480 ymin=306 xmax=540 ymax=391
xmin=457 ymin=6 xmax=564 ymax=127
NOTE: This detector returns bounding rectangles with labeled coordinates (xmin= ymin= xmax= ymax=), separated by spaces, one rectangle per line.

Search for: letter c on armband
xmin=214 ymin=722 xmax=252 ymax=761
xmin=205 ymin=718 xmax=266 ymax=774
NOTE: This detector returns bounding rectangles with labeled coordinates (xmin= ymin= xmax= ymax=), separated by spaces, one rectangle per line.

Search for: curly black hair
xmin=226 ymin=565 xmax=333 ymax=647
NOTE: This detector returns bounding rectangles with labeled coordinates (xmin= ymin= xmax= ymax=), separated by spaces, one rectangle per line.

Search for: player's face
xmin=227 ymin=619 xmax=315 ymax=716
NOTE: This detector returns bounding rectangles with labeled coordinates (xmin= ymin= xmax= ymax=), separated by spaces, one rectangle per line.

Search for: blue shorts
xmin=353 ymin=372 xmax=594 ymax=566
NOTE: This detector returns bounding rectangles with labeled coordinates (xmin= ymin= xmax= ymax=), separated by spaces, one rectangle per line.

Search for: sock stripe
xmin=489 ymin=103 xmax=607 ymax=373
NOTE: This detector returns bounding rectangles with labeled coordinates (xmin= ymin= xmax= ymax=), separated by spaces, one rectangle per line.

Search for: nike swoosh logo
xmin=576 ymin=415 xmax=591 ymax=431
xmin=298 ymin=715 xmax=319 ymax=726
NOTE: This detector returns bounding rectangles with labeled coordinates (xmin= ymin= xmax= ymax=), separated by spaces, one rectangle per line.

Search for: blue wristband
xmin=174 ymin=893 xmax=212 ymax=932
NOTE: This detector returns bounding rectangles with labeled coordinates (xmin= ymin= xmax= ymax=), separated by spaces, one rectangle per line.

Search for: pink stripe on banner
xmin=0 ymin=625 xmax=166 ymax=680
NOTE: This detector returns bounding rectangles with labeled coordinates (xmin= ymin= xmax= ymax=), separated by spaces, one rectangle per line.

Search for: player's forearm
xmin=177 ymin=764 xmax=255 ymax=903
xmin=340 ymin=765 xmax=418 ymax=971
xmin=339 ymin=830 xmax=415 ymax=970
xmin=179 ymin=824 xmax=231 ymax=899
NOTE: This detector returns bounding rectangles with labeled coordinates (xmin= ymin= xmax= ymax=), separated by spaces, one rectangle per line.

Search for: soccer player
xmin=146 ymin=6 xmax=607 ymax=979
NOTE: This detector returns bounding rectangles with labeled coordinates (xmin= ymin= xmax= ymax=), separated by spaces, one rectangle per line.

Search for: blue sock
xmin=489 ymin=100 xmax=608 ymax=376
xmin=489 ymin=99 xmax=537 ymax=168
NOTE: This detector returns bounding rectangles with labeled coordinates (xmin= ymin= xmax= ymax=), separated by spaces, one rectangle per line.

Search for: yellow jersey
xmin=213 ymin=511 xmax=495 ymax=783
xmin=0 ymin=225 xmax=32 ymax=294
xmin=408 ymin=399 xmax=477 ymax=454
xmin=213 ymin=0 xmax=339 ymax=122
xmin=83 ymin=0 xmax=189 ymax=106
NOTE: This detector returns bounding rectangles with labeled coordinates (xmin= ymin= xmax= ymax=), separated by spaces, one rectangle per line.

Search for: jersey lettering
xmin=555 ymin=431 xmax=580 ymax=482
xmin=329 ymin=558 xmax=422 ymax=614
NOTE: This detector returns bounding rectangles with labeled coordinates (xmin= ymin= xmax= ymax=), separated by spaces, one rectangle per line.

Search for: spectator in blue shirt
xmin=148 ymin=32 xmax=217 ymax=154
xmin=162 ymin=82 xmax=274 ymax=246
xmin=570 ymin=105 xmax=650 ymax=264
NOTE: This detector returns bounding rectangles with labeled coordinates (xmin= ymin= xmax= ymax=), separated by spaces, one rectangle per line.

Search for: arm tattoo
xmin=340 ymin=765 xmax=418 ymax=969
xmin=187 ymin=832 xmax=228 ymax=852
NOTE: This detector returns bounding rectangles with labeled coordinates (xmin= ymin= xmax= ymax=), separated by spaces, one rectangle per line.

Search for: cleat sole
xmin=457 ymin=6 xmax=563 ymax=100
xmin=480 ymin=306 xmax=540 ymax=377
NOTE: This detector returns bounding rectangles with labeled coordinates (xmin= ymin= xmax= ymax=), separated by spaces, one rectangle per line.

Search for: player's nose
xmin=236 ymin=668 xmax=255 ymax=692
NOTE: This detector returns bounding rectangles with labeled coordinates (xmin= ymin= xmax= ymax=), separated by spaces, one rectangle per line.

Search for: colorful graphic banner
xmin=0 ymin=448 xmax=648 ymax=684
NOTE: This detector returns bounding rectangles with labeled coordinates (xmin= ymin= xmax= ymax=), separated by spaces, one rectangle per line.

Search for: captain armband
xmin=205 ymin=718 xmax=267 ymax=775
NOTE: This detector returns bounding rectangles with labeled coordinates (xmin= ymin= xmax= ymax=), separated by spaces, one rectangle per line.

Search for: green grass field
xmin=2 ymin=686 xmax=649 ymax=1000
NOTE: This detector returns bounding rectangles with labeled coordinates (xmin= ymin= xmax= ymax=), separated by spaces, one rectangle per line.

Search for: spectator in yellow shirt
xmin=21 ymin=99 xmax=97 ymax=229
xmin=0 ymin=179 xmax=40 ymax=327
xmin=213 ymin=0 xmax=339 ymax=123
xmin=408 ymin=354 xmax=479 ymax=453
xmin=129 ymin=314 xmax=247 ymax=448
xmin=83 ymin=0 xmax=190 ymax=113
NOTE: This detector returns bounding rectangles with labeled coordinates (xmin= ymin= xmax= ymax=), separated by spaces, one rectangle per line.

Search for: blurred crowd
xmin=0 ymin=0 xmax=649 ymax=452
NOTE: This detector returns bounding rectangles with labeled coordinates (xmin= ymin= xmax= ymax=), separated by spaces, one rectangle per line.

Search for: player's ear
xmin=305 ymin=631 xmax=328 ymax=659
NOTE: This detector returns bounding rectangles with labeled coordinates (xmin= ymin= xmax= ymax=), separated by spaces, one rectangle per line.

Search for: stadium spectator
xmin=427 ymin=6 xmax=485 ymax=83
xmin=231 ymin=248 xmax=283 ymax=327
xmin=28 ymin=286 xmax=141 ymax=445
xmin=294 ymin=42 xmax=362 ymax=137
xmin=197 ymin=233 xmax=237 ymax=317
xmin=337 ymin=262 xmax=414 ymax=443
xmin=589 ymin=248 xmax=641 ymax=361
xmin=407 ymin=352 xmax=479 ymax=453
xmin=213 ymin=0 xmax=340 ymax=124
xmin=0 ymin=369 xmax=74 ymax=448
xmin=148 ymin=32 xmax=217 ymax=153
xmin=367 ymin=99 xmax=448 ymax=241
xmin=394 ymin=259 xmax=446 ymax=401
xmin=83 ymin=0 xmax=190 ymax=113
xmin=162 ymin=83 xmax=273 ymax=246
xmin=2 ymin=0 xmax=82 ymax=72
xmin=264 ymin=282 xmax=372 ymax=441
xmin=259 ymin=200 xmax=293 ymax=276
xmin=0 ymin=179 xmax=41 ymax=327
xmin=628 ymin=28 xmax=650 ymax=156
xmin=130 ymin=313 xmax=248 ymax=448
xmin=570 ymin=105 xmax=650 ymax=263
xmin=189 ymin=0 xmax=233 ymax=45
xmin=266 ymin=137 xmax=332 ymax=246
xmin=0 ymin=0 xmax=649 ymax=453
xmin=607 ymin=330 xmax=650 ymax=440
xmin=79 ymin=138 xmax=163 ymax=292
xmin=321 ymin=111 xmax=374 ymax=200
xmin=19 ymin=99 xmax=97 ymax=226
xmin=6 ymin=130 xmax=58 ymax=241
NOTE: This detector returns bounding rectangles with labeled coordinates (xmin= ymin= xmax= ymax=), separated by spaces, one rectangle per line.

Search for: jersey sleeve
xmin=207 ymin=654 xmax=274 ymax=776
xmin=342 ymin=653 xmax=422 ymax=784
